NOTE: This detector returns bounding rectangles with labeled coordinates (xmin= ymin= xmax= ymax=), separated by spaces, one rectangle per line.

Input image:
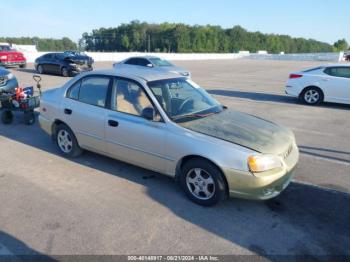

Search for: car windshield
xmin=64 ymin=51 xmax=84 ymax=56
xmin=148 ymin=78 xmax=223 ymax=122
xmin=149 ymin=58 xmax=173 ymax=67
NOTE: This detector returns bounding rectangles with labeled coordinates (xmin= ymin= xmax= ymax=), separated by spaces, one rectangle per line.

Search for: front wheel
xmin=61 ymin=67 xmax=70 ymax=77
xmin=37 ymin=64 xmax=44 ymax=74
xmin=55 ymin=124 xmax=83 ymax=158
xmin=180 ymin=158 xmax=227 ymax=206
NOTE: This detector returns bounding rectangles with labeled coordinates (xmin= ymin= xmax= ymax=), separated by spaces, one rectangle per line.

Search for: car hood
xmin=165 ymin=65 xmax=189 ymax=74
xmin=65 ymin=56 xmax=93 ymax=65
xmin=180 ymin=109 xmax=294 ymax=154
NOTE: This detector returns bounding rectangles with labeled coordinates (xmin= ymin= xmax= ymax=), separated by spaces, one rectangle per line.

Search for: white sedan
xmin=285 ymin=64 xmax=350 ymax=105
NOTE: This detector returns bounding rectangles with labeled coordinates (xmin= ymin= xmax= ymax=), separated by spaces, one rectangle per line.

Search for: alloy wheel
xmin=57 ymin=130 xmax=73 ymax=153
xmin=38 ymin=65 xmax=44 ymax=74
xmin=304 ymin=89 xmax=320 ymax=104
xmin=186 ymin=168 xmax=215 ymax=200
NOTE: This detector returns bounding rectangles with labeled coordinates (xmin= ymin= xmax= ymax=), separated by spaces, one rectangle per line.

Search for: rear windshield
xmin=302 ymin=67 xmax=324 ymax=73
xmin=149 ymin=58 xmax=173 ymax=67
xmin=0 ymin=45 xmax=16 ymax=52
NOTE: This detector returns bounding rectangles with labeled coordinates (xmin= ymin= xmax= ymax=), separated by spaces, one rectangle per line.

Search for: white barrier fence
xmin=23 ymin=52 xmax=248 ymax=63
xmin=22 ymin=51 xmax=344 ymax=63
xmin=247 ymin=52 xmax=343 ymax=62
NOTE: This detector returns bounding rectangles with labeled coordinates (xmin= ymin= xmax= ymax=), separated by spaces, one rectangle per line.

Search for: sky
xmin=1 ymin=0 xmax=349 ymax=44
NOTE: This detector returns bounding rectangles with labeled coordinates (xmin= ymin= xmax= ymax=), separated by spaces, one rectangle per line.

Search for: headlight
xmin=247 ymin=154 xmax=283 ymax=173
xmin=69 ymin=63 xmax=77 ymax=67
xmin=5 ymin=73 xmax=14 ymax=80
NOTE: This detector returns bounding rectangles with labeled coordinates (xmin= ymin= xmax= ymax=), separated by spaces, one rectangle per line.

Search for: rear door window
xmin=66 ymin=80 xmax=81 ymax=100
xmin=43 ymin=54 xmax=53 ymax=59
xmin=137 ymin=58 xmax=150 ymax=66
xmin=325 ymin=67 xmax=350 ymax=78
xmin=78 ymin=76 xmax=110 ymax=107
xmin=125 ymin=58 xmax=139 ymax=65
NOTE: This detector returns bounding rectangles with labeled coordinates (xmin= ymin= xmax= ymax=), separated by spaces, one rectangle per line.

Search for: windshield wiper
xmin=172 ymin=111 xmax=218 ymax=121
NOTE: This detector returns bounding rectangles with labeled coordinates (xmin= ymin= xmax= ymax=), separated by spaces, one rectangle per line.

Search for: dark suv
xmin=345 ymin=53 xmax=350 ymax=62
xmin=35 ymin=52 xmax=93 ymax=77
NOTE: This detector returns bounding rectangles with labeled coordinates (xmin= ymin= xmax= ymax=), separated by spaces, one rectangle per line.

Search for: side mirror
xmin=146 ymin=63 xmax=154 ymax=68
xmin=141 ymin=107 xmax=155 ymax=121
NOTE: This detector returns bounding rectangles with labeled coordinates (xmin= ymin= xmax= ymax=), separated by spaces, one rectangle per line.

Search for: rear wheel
xmin=1 ymin=110 xmax=13 ymax=124
xmin=180 ymin=158 xmax=227 ymax=206
xmin=55 ymin=124 xmax=83 ymax=158
xmin=300 ymin=87 xmax=323 ymax=105
xmin=37 ymin=64 xmax=44 ymax=74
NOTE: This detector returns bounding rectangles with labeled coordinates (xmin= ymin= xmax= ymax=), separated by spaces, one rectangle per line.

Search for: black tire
xmin=55 ymin=124 xmax=83 ymax=158
xmin=61 ymin=67 xmax=69 ymax=77
xmin=180 ymin=158 xmax=227 ymax=206
xmin=37 ymin=64 xmax=44 ymax=74
xmin=1 ymin=110 xmax=13 ymax=124
xmin=300 ymin=87 xmax=323 ymax=105
xmin=19 ymin=64 xmax=27 ymax=69
xmin=24 ymin=111 xmax=35 ymax=125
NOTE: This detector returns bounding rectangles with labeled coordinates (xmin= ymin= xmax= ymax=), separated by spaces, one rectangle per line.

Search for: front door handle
xmin=64 ymin=108 xmax=72 ymax=115
xmin=108 ymin=120 xmax=119 ymax=127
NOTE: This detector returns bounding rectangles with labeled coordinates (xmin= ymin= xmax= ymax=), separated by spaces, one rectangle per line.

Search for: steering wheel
xmin=178 ymin=97 xmax=194 ymax=114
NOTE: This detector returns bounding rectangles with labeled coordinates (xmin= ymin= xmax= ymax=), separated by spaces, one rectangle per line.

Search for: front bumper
xmin=71 ymin=65 xmax=93 ymax=75
xmin=224 ymin=144 xmax=299 ymax=200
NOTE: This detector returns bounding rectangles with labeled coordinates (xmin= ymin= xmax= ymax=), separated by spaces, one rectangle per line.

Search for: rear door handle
xmin=64 ymin=108 xmax=72 ymax=115
xmin=108 ymin=120 xmax=119 ymax=127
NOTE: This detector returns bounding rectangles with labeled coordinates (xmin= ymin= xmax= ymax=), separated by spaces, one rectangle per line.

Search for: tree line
xmin=0 ymin=37 xmax=77 ymax=51
xmin=1 ymin=22 xmax=348 ymax=54
xmin=80 ymin=21 xmax=339 ymax=53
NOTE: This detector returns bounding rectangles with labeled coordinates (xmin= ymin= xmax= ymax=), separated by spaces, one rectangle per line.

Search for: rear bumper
xmin=0 ymin=60 xmax=27 ymax=67
xmin=285 ymin=82 xmax=303 ymax=97
xmin=0 ymin=60 xmax=26 ymax=67
xmin=285 ymin=88 xmax=299 ymax=97
xmin=39 ymin=115 xmax=52 ymax=136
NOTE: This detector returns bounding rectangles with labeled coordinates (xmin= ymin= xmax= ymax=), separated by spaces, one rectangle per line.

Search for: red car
xmin=0 ymin=44 xmax=27 ymax=68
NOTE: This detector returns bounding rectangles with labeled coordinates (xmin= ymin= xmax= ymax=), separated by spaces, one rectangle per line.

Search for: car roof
xmin=300 ymin=64 xmax=350 ymax=72
xmin=126 ymin=55 xmax=163 ymax=60
xmin=322 ymin=63 xmax=350 ymax=68
xmin=83 ymin=67 xmax=182 ymax=82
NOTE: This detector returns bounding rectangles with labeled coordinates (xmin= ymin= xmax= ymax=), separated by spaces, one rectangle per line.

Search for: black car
xmin=346 ymin=53 xmax=350 ymax=62
xmin=34 ymin=52 xmax=93 ymax=77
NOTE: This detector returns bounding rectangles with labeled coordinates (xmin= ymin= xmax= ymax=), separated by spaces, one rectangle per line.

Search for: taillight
xmin=289 ymin=74 xmax=303 ymax=79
